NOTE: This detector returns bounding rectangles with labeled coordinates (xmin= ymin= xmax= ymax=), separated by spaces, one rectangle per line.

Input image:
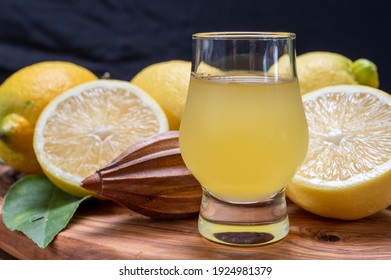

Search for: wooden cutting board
xmin=1 ymin=164 xmax=391 ymax=260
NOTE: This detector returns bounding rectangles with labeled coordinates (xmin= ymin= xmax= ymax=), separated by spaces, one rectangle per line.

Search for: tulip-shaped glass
xmin=180 ymin=32 xmax=309 ymax=246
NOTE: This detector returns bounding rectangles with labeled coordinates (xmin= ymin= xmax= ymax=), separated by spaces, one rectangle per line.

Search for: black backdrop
xmin=1 ymin=0 xmax=390 ymax=92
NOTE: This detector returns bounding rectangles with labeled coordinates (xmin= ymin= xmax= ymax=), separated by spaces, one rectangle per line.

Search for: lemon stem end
xmin=351 ymin=58 xmax=380 ymax=88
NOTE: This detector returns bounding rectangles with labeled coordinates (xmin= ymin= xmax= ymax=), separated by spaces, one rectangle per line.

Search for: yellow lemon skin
xmin=296 ymin=52 xmax=356 ymax=94
xmin=131 ymin=60 xmax=191 ymax=130
xmin=287 ymin=171 xmax=391 ymax=220
xmin=0 ymin=61 xmax=97 ymax=173
xmin=269 ymin=52 xmax=379 ymax=94
xmin=0 ymin=113 xmax=34 ymax=152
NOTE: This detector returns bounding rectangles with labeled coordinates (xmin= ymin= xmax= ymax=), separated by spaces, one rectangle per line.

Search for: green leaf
xmin=2 ymin=175 xmax=90 ymax=248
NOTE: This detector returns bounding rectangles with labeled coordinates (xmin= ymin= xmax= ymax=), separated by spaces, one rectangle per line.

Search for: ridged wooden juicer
xmin=81 ymin=131 xmax=202 ymax=219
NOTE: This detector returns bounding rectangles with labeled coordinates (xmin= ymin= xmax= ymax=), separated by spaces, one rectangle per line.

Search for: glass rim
xmin=192 ymin=31 xmax=296 ymax=40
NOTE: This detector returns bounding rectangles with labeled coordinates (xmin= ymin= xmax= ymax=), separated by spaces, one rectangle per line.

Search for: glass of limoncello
xmin=180 ymin=32 xmax=308 ymax=246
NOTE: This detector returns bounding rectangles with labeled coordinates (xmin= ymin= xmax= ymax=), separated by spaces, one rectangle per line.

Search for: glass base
xmin=198 ymin=190 xmax=289 ymax=246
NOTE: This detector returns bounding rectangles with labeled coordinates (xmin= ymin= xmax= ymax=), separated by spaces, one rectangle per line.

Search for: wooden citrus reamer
xmin=81 ymin=131 xmax=202 ymax=219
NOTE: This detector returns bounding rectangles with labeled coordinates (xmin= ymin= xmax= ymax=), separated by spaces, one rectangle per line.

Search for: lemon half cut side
xmin=33 ymin=80 xmax=169 ymax=197
xmin=286 ymin=85 xmax=391 ymax=220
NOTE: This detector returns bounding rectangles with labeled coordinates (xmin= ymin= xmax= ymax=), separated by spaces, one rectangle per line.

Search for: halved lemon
xmin=33 ymin=80 xmax=168 ymax=197
xmin=286 ymin=85 xmax=391 ymax=220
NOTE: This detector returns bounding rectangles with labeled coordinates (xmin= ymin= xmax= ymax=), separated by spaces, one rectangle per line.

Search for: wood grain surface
xmin=1 ymin=164 xmax=390 ymax=260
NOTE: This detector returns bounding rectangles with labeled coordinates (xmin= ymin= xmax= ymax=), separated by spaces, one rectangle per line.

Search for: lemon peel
xmin=268 ymin=52 xmax=380 ymax=94
xmin=0 ymin=113 xmax=34 ymax=151
xmin=131 ymin=60 xmax=191 ymax=130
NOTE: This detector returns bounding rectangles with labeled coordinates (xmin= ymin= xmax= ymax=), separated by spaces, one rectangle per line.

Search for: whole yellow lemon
xmin=131 ymin=60 xmax=191 ymax=130
xmin=0 ymin=61 xmax=97 ymax=173
xmin=269 ymin=51 xmax=379 ymax=94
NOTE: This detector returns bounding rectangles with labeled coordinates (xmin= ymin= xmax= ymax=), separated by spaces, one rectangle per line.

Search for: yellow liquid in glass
xmin=180 ymin=75 xmax=308 ymax=203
